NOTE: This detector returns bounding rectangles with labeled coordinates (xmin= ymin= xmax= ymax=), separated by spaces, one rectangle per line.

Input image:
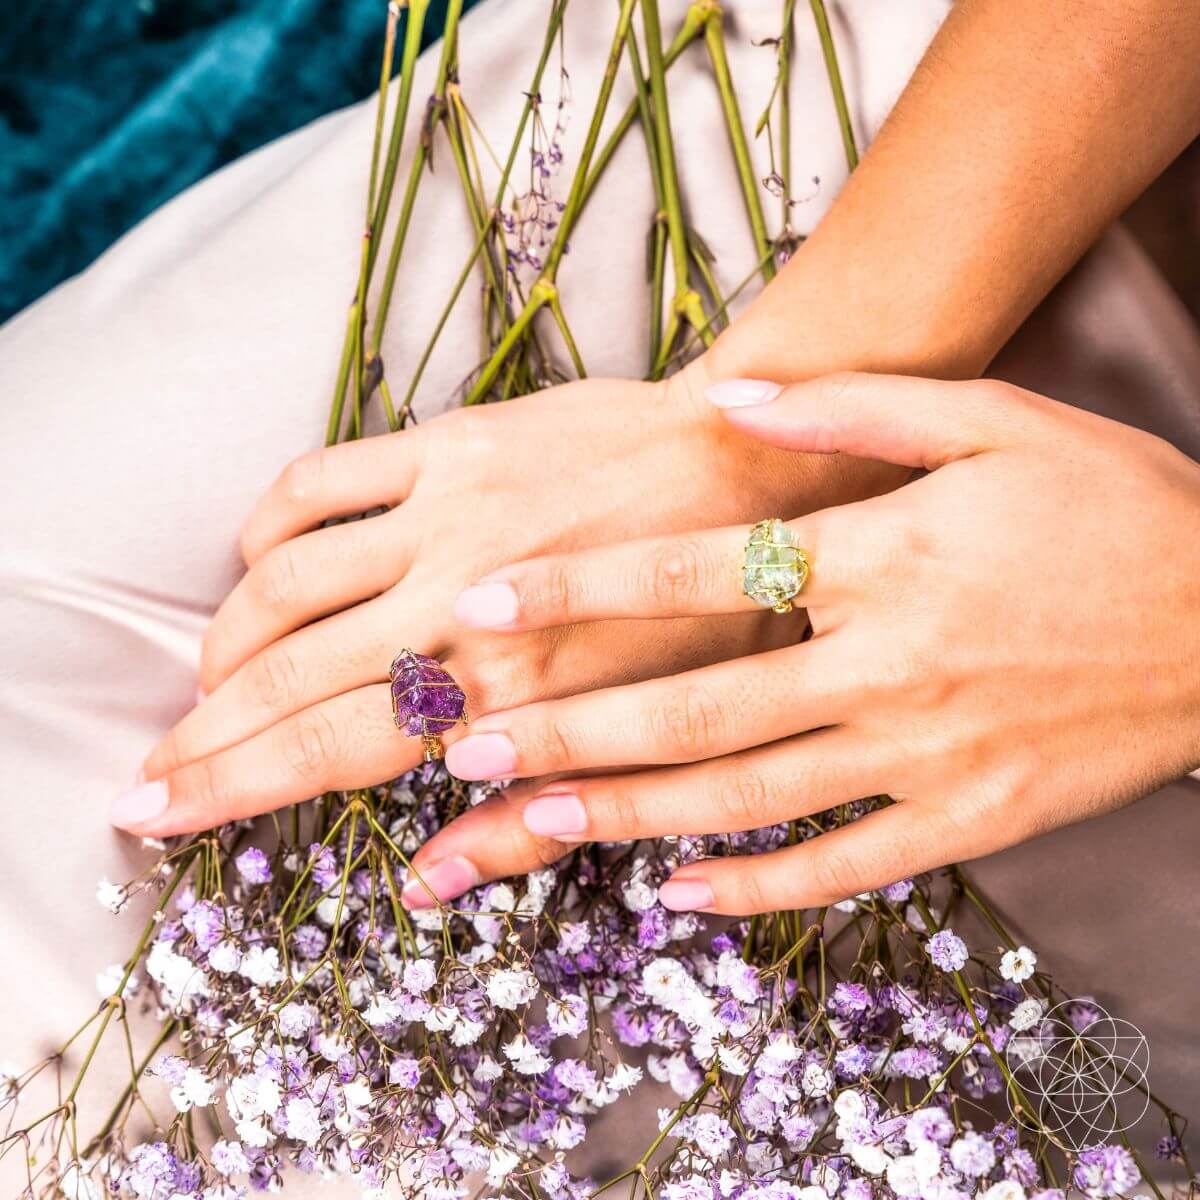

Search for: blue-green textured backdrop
xmin=0 ymin=0 xmax=471 ymax=322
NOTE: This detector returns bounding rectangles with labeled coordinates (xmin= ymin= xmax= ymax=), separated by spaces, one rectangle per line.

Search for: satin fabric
xmin=1 ymin=0 xmax=1196 ymax=1189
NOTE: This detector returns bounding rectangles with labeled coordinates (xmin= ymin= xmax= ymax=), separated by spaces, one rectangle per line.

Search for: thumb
xmin=707 ymin=372 xmax=1021 ymax=471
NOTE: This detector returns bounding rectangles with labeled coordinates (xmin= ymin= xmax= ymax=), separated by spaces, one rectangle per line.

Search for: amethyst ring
xmin=389 ymin=649 xmax=468 ymax=762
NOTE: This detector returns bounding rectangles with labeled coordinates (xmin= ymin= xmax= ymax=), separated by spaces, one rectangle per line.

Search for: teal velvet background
xmin=0 ymin=0 xmax=472 ymax=322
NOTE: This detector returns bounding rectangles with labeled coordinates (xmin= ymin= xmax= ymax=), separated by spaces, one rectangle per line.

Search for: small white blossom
xmin=283 ymin=1096 xmax=322 ymax=1145
xmin=170 ymin=1067 xmax=217 ymax=1113
xmin=95 ymin=963 xmax=138 ymax=999
xmin=607 ymin=1062 xmax=643 ymax=1092
xmin=487 ymin=1145 xmax=520 ymax=1187
xmin=238 ymin=945 xmax=284 ymax=987
xmin=1009 ymin=998 xmax=1045 ymax=1033
xmin=801 ymin=1062 xmax=833 ymax=1097
xmin=1000 ymin=945 xmax=1037 ymax=983
xmin=503 ymin=1034 xmax=551 ymax=1076
xmin=486 ymin=967 xmax=538 ymax=1010
xmin=402 ymin=958 xmax=437 ymax=994
xmin=96 ymin=878 xmax=128 ymax=914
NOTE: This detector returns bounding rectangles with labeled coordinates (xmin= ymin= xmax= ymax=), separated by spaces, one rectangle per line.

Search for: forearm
xmin=706 ymin=0 xmax=1200 ymax=382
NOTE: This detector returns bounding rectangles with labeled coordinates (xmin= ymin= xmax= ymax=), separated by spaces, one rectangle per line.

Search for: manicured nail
xmin=706 ymin=379 xmax=784 ymax=409
xmin=195 ymin=686 xmax=207 ymax=704
xmin=454 ymin=581 xmax=520 ymax=629
xmin=523 ymin=792 xmax=587 ymax=838
xmin=110 ymin=779 xmax=169 ymax=830
xmin=401 ymin=856 xmax=480 ymax=909
xmin=445 ymin=732 xmax=518 ymax=781
xmin=657 ymin=877 xmax=715 ymax=912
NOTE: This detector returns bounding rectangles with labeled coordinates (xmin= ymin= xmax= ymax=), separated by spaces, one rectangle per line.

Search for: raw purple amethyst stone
xmin=389 ymin=650 xmax=467 ymax=737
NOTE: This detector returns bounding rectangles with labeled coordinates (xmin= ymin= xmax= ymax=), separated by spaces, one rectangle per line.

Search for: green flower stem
xmin=776 ymin=0 xmax=796 ymax=230
xmin=84 ymin=1021 xmax=177 ymax=1157
xmin=580 ymin=11 xmax=705 ymax=215
xmin=543 ymin=0 xmax=640 ymax=283
xmin=399 ymin=221 xmax=492 ymax=418
xmin=367 ymin=0 xmax=433 ymax=279
xmin=444 ymin=87 xmax=510 ymax=327
xmin=463 ymin=288 xmax=547 ymax=404
xmin=367 ymin=0 xmax=464 ymax=355
xmin=809 ymin=0 xmax=858 ymax=172
xmin=700 ymin=2 xmax=775 ymax=280
xmin=639 ymin=0 xmax=691 ymax=310
xmin=549 ymin=295 xmax=587 ymax=378
xmin=465 ymin=0 xmax=639 ymax=404
xmin=366 ymin=3 xmax=402 ymax=219
xmin=621 ymin=21 xmax=670 ymax=361
xmin=325 ymin=302 xmax=359 ymax=446
xmin=648 ymin=216 xmax=668 ymax=370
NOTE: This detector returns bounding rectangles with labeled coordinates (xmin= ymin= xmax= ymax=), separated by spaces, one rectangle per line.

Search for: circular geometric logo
xmin=1005 ymin=1001 xmax=1149 ymax=1151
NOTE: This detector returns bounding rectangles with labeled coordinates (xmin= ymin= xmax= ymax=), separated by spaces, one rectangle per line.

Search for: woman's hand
xmin=113 ymin=363 xmax=900 ymax=835
xmin=402 ymin=373 xmax=1200 ymax=912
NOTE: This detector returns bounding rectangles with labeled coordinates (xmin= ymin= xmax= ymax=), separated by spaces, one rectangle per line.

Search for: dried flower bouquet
xmin=3 ymin=3 xmax=1193 ymax=1199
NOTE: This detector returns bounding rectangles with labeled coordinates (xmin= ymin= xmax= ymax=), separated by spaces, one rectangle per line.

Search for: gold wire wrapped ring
xmin=741 ymin=519 xmax=810 ymax=614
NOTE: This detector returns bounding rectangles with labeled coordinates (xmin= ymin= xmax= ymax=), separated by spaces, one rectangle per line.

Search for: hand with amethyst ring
xmin=112 ymin=360 xmax=901 ymax=840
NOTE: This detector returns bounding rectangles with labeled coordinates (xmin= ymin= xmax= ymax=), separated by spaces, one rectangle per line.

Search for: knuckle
xmin=714 ymin=763 xmax=772 ymax=830
xmin=281 ymin=708 xmax=343 ymax=782
xmin=181 ymin=756 xmax=230 ymax=819
xmin=728 ymin=867 xmax=768 ymax=916
xmin=470 ymin=656 xmax=528 ymax=715
xmin=279 ymin=451 xmax=326 ymax=507
xmin=638 ymin=537 xmax=709 ymax=610
xmin=603 ymin=781 xmax=644 ymax=836
xmin=809 ymin=846 xmax=860 ymax=905
xmin=254 ymin=545 xmax=301 ymax=612
xmin=536 ymin=561 xmax=583 ymax=621
xmin=654 ymin=683 xmax=724 ymax=759
xmin=245 ymin=645 xmax=304 ymax=714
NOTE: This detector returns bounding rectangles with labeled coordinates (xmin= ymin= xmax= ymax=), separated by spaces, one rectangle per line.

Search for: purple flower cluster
xmin=8 ymin=774 xmax=1173 ymax=1199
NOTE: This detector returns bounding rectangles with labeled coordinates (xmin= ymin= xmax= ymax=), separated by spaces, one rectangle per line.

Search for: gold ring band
xmin=742 ymin=519 xmax=809 ymax=614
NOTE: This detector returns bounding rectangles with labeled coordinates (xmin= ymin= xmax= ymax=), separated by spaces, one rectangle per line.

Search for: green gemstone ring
xmin=742 ymin=518 xmax=809 ymax=614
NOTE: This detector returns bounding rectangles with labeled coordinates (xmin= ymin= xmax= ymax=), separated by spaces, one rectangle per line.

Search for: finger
xmin=112 ymin=683 xmax=423 ymax=837
xmin=516 ymin=728 xmax=894 ymax=842
xmin=443 ymin=635 xmax=859 ymax=782
xmin=240 ymin=434 xmax=421 ymax=565
xmin=400 ymin=791 xmax=569 ymax=909
xmin=145 ymin=591 xmax=416 ymax=779
xmin=201 ymin=517 xmax=410 ymax=689
xmin=711 ymin=373 xmax=1032 ymax=470
xmin=657 ymin=800 xmax=974 ymax=915
xmin=453 ymin=505 xmax=868 ymax=632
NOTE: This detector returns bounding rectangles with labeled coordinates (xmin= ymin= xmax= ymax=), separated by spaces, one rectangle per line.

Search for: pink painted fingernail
xmin=454 ymin=581 xmax=520 ymax=629
xmin=400 ymin=856 xmax=480 ymax=909
xmin=658 ymin=877 xmax=715 ymax=912
xmin=523 ymin=792 xmax=587 ymax=838
xmin=445 ymin=733 xmax=517 ymax=781
xmin=195 ymin=686 xmax=207 ymax=704
xmin=706 ymin=379 xmax=784 ymax=408
xmin=110 ymin=779 xmax=169 ymax=830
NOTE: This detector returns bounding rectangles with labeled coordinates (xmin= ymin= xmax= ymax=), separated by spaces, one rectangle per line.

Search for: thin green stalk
xmin=548 ymin=295 xmax=586 ymax=378
xmin=367 ymin=0 xmax=434 ymax=278
xmin=367 ymin=3 xmax=402 ymax=220
xmin=809 ymin=0 xmax=858 ymax=171
xmin=368 ymin=0 xmax=465 ymax=356
xmin=778 ymin=0 xmax=796 ymax=229
xmin=580 ymin=10 xmax=705 ymax=213
xmin=638 ymin=0 xmax=690 ymax=302
xmin=700 ymin=3 xmax=775 ymax=279
xmin=543 ymin=0 xmax=640 ymax=281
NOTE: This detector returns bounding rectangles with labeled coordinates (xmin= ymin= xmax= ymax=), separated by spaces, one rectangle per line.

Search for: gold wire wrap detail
xmin=741 ymin=518 xmax=810 ymax=614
